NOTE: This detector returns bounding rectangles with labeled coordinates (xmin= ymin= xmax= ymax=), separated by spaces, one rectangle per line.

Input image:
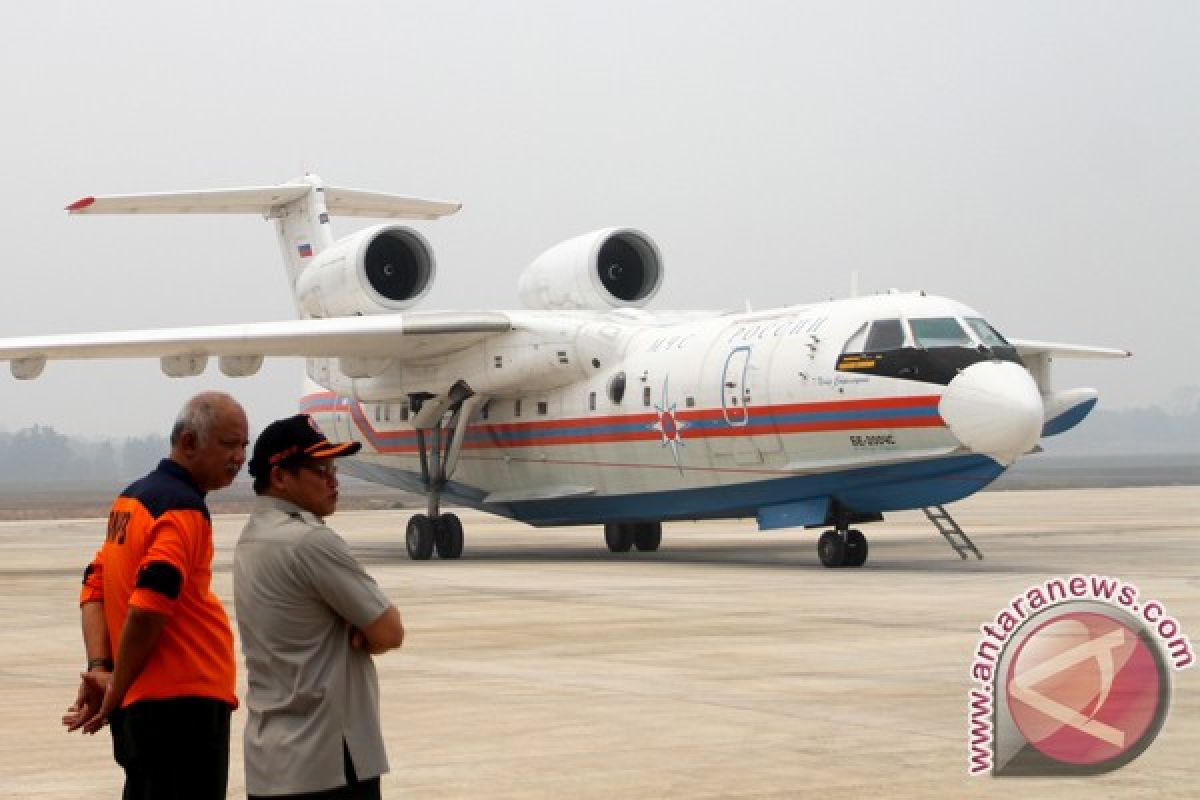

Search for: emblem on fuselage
xmin=650 ymin=376 xmax=688 ymax=476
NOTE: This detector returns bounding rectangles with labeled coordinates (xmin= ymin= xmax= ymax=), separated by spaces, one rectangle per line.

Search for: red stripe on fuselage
xmin=300 ymin=391 xmax=945 ymax=455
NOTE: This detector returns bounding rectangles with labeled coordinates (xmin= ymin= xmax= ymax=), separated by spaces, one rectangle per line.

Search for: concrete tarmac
xmin=1 ymin=486 xmax=1196 ymax=798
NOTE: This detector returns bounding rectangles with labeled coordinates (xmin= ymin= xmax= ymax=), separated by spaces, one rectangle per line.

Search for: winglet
xmin=65 ymin=196 xmax=95 ymax=213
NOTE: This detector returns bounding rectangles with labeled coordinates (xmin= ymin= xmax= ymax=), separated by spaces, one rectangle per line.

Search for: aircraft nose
xmin=940 ymin=361 xmax=1044 ymax=465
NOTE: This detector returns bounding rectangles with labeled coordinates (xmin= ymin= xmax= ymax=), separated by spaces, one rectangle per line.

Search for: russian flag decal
xmin=297 ymin=243 xmax=313 ymax=258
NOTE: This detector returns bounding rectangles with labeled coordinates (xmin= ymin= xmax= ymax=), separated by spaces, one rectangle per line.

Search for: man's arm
xmin=356 ymin=606 xmax=404 ymax=655
xmin=81 ymin=607 xmax=168 ymax=734
xmin=81 ymin=600 xmax=112 ymax=664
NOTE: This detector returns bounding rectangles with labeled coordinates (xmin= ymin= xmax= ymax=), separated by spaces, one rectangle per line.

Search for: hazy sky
xmin=1 ymin=1 xmax=1196 ymax=437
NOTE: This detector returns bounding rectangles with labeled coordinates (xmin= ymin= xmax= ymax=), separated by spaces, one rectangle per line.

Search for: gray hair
xmin=170 ymin=391 xmax=237 ymax=446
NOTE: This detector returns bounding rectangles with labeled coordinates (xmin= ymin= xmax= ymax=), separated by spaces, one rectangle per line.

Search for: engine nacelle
xmin=518 ymin=228 xmax=663 ymax=311
xmin=295 ymin=224 xmax=435 ymax=317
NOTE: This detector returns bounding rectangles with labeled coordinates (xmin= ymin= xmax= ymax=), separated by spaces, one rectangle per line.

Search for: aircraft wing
xmin=1008 ymin=338 xmax=1131 ymax=437
xmin=1008 ymin=339 xmax=1131 ymax=360
xmin=0 ymin=312 xmax=511 ymax=378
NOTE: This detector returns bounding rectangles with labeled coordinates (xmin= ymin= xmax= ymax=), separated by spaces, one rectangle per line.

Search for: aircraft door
xmin=722 ymin=346 xmax=752 ymax=426
xmin=704 ymin=341 xmax=783 ymax=466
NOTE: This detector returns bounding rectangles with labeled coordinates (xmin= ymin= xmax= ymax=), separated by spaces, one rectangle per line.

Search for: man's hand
xmin=349 ymin=626 xmax=366 ymax=650
xmin=62 ymin=670 xmax=111 ymax=733
xmin=80 ymin=675 xmax=120 ymax=735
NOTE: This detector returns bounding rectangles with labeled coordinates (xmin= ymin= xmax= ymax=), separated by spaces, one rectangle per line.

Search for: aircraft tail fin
xmin=66 ymin=175 xmax=460 ymax=311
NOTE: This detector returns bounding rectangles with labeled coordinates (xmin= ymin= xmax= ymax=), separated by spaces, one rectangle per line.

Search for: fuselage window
xmin=643 ymin=386 xmax=652 ymax=407
xmin=400 ymin=404 xmax=410 ymax=421
xmin=537 ymin=400 xmax=548 ymax=416
xmin=910 ymin=317 xmax=972 ymax=349
xmin=588 ymin=391 xmax=596 ymax=411
xmin=514 ymin=399 xmax=522 ymax=417
xmin=607 ymin=372 xmax=626 ymax=404
xmin=863 ymin=319 xmax=907 ymax=351
xmin=480 ymin=401 xmax=490 ymax=421
xmin=685 ymin=395 xmax=695 ymax=408
xmin=965 ymin=317 xmax=1010 ymax=348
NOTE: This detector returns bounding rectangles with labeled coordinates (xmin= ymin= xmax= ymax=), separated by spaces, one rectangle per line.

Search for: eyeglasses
xmin=298 ymin=462 xmax=338 ymax=480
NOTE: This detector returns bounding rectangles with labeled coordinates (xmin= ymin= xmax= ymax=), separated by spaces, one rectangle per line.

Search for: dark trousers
xmin=247 ymin=741 xmax=381 ymax=800
xmin=110 ymin=696 xmax=231 ymax=800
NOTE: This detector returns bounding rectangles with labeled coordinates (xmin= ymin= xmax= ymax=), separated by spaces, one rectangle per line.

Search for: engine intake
xmin=518 ymin=228 xmax=662 ymax=311
xmin=296 ymin=224 xmax=435 ymax=317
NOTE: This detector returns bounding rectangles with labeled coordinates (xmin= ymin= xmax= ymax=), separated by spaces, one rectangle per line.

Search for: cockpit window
xmin=965 ymin=317 xmax=1010 ymax=348
xmin=910 ymin=317 xmax=971 ymax=348
xmin=863 ymin=319 xmax=906 ymax=351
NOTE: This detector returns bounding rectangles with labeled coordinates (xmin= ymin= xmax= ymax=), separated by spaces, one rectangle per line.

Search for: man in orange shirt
xmin=63 ymin=391 xmax=249 ymax=799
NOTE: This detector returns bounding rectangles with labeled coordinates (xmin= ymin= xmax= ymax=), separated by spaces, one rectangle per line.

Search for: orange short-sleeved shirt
xmin=80 ymin=459 xmax=236 ymax=709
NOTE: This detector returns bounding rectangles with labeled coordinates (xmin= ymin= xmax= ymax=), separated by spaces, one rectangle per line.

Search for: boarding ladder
xmin=922 ymin=505 xmax=983 ymax=560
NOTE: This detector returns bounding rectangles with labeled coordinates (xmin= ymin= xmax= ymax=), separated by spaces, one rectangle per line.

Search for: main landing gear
xmin=406 ymin=513 xmax=464 ymax=560
xmin=604 ymin=521 xmax=662 ymax=553
xmin=817 ymin=527 xmax=868 ymax=568
xmin=405 ymin=386 xmax=481 ymax=561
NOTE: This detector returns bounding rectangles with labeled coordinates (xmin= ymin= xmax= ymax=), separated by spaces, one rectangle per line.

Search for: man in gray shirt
xmin=235 ymin=414 xmax=404 ymax=799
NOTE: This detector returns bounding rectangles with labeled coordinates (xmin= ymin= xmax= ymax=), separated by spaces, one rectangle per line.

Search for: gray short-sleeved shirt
xmin=234 ymin=496 xmax=392 ymax=796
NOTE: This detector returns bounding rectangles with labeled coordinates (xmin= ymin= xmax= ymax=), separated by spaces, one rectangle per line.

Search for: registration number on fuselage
xmin=850 ymin=434 xmax=896 ymax=448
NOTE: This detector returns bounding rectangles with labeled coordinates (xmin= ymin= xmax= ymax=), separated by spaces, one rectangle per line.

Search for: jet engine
xmin=518 ymin=228 xmax=663 ymax=311
xmin=295 ymin=224 xmax=435 ymax=317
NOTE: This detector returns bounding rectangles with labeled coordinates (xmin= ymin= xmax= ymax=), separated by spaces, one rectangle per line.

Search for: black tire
xmin=633 ymin=522 xmax=662 ymax=552
xmin=817 ymin=530 xmax=846 ymax=568
xmin=604 ymin=522 xmax=633 ymax=553
xmin=843 ymin=529 xmax=868 ymax=568
xmin=434 ymin=513 xmax=464 ymax=560
xmin=406 ymin=514 xmax=435 ymax=561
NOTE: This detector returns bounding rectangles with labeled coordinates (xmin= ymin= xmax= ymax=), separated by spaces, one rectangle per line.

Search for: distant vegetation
xmin=0 ymin=426 xmax=167 ymax=485
xmin=1049 ymin=401 xmax=1200 ymax=455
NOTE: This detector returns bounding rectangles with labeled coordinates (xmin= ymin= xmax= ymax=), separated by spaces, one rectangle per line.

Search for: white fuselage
xmin=302 ymin=292 xmax=1040 ymax=527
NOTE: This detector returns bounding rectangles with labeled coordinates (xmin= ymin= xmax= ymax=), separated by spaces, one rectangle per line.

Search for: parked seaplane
xmin=0 ymin=176 xmax=1129 ymax=566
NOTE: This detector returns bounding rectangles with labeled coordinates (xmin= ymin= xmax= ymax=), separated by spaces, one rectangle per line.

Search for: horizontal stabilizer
xmin=324 ymin=187 xmax=461 ymax=219
xmin=67 ymin=183 xmax=461 ymax=220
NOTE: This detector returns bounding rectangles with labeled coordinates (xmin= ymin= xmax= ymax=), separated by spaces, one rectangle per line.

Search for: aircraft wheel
xmin=604 ymin=522 xmax=633 ymax=553
xmin=434 ymin=513 xmax=464 ymax=560
xmin=817 ymin=530 xmax=846 ymax=568
xmin=406 ymin=514 xmax=436 ymax=561
xmin=633 ymin=522 xmax=662 ymax=552
xmin=843 ymin=529 xmax=868 ymax=568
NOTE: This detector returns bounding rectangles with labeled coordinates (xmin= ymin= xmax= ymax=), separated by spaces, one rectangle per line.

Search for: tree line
xmin=0 ymin=426 xmax=168 ymax=484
